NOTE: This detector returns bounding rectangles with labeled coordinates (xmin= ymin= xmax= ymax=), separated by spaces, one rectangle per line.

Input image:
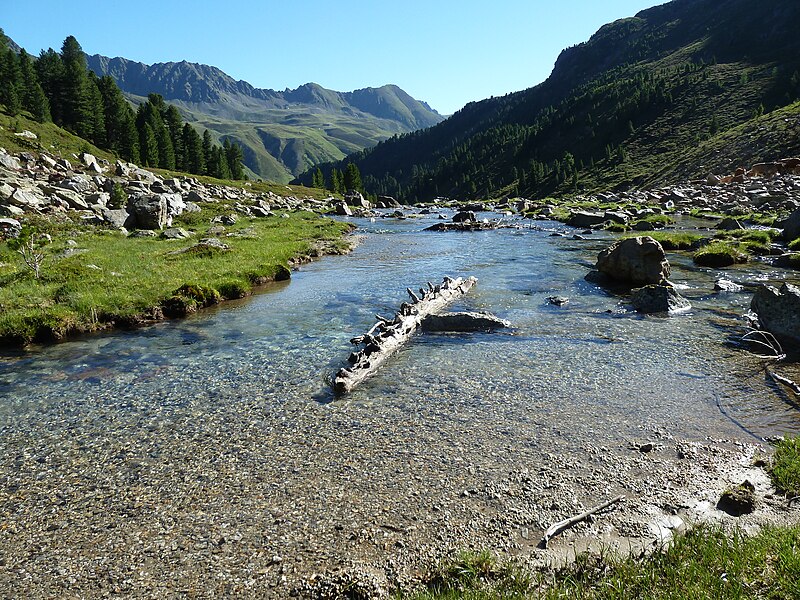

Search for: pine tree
xmin=141 ymin=122 xmax=159 ymax=167
xmin=311 ymin=167 xmax=324 ymax=189
xmin=182 ymin=123 xmax=205 ymax=174
xmin=36 ymin=48 xmax=65 ymax=124
xmin=201 ymin=130 xmax=213 ymax=174
xmin=98 ymin=75 xmax=130 ymax=154
xmin=225 ymin=139 xmax=244 ymax=180
xmin=163 ymin=105 xmax=184 ymax=169
xmin=155 ymin=121 xmax=175 ymax=169
xmin=59 ymin=36 xmax=92 ymax=137
xmin=330 ymin=168 xmax=344 ymax=194
xmin=0 ymin=47 xmax=22 ymax=116
xmin=343 ymin=163 xmax=363 ymax=192
xmin=18 ymin=50 xmax=50 ymax=122
xmin=86 ymin=71 xmax=105 ymax=145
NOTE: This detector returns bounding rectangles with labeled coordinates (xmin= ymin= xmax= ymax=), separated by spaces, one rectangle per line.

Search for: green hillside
xmin=297 ymin=0 xmax=800 ymax=201
xmin=85 ymin=56 xmax=445 ymax=184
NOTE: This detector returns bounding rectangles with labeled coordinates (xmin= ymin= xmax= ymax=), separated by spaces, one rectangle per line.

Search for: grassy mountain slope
xmin=297 ymin=0 xmax=800 ymax=201
xmin=86 ymin=55 xmax=444 ymax=183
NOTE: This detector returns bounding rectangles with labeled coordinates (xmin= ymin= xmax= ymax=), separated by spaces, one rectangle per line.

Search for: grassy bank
xmin=0 ymin=210 xmax=351 ymax=345
xmin=405 ymin=437 xmax=800 ymax=599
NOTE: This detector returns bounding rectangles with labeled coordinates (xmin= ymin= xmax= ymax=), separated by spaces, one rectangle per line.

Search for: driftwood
xmin=538 ymin=495 xmax=626 ymax=549
xmin=334 ymin=276 xmax=477 ymax=394
xmin=767 ymin=370 xmax=800 ymax=395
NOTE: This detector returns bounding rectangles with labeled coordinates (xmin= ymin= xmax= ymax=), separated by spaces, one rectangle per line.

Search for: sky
xmin=3 ymin=0 xmax=667 ymax=115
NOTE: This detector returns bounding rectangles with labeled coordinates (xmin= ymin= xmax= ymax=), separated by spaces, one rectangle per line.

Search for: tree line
xmin=0 ymin=31 xmax=244 ymax=180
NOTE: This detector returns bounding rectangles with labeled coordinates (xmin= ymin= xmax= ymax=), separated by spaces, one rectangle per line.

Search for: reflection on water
xmin=1 ymin=213 xmax=799 ymax=439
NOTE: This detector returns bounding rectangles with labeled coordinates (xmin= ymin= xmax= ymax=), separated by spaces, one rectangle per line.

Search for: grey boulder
xmin=128 ymin=194 xmax=168 ymax=230
xmin=750 ymin=283 xmax=800 ymax=346
xmin=422 ymin=311 xmax=511 ymax=332
xmin=596 ymin=236 xmax=670 ymax=285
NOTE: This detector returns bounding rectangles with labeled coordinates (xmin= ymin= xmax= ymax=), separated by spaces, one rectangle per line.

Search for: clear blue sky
xmin=4 ymin=0 xmax=666 ymax=115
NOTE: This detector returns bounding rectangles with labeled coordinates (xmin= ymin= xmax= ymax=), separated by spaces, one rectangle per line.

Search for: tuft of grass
xmin=405 ymin=527 xmax=800 ymax=599
xmin=626 ymin=230 xmax=703 ymax=250
xmin=693 ymin=241 xmax=748 ymax=267
xmin=788 ymin=238 xmax=800 ymax=251
xmin=770 ymin=437 xmax=800 ymax=498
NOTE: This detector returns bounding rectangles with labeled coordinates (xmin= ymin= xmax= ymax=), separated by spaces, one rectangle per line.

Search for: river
xmin=0 ymin=211 xmax=798 ymax=595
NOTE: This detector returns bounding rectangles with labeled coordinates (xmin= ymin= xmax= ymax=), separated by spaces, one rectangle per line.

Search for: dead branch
xmin=538 ymin=495 xmax=626 ymax=549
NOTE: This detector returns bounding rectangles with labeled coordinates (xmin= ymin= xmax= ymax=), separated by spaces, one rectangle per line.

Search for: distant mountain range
xmin=298 ymin=0 xmax=800 ymax=201
xmin=85 ymin=55 xmax=444 ymax=182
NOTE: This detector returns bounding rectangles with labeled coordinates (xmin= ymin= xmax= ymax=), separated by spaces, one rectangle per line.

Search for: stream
xmin=1 ymin=211 xmax=799 ymax=595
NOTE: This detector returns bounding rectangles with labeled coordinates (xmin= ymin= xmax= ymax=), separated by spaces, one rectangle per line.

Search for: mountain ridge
xmin=84 ymin=53 xmax=444 ymax=182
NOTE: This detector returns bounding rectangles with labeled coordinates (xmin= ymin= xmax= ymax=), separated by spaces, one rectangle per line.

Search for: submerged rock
xmin=596 ymin=236 xmax=670 ymax=285
xmin=714 ymin=279 xmax=744 ymax=293
xmin=631 ymin=285 xmax=691 ymax=314
xmin=422 ymin=311 xmax=510 ymax=332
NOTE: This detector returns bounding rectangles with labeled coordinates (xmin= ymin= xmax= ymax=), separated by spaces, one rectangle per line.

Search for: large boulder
xmin=345 ymin=190 xmax=370 ymax=209
xmin=567 ymin=211 xmax=606 ymax=228
xmin=334 ymin=202 xmax=352 ymax=216
xmin=0 ymin=153 xmax=21 ymax=171
xmin=102 ymin=208 xmax=134 ymax=229
xmin=596 ymin=236 xmax=670 ymax=285
xmin=750 ymin=283 xmax=800 ymax=346
xmin=782 ymin=206 xmax=800 ymax=241
xmin=128 ymin=194 xmax=168 ymax=230
xmin=631 ymin=285 xmax=691 ymax=314
xmin=453 ymin=211 xmax=476 ymax=223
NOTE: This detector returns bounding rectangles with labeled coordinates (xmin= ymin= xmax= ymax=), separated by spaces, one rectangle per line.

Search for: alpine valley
xmin=85 ymin=55 xmax=444 ymax=183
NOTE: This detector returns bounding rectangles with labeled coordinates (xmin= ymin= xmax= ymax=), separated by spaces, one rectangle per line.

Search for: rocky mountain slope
xmin=85 ymin=55 xmax=444 ymax=183
xmin=297 ymin=0 xmax=800 ymax=202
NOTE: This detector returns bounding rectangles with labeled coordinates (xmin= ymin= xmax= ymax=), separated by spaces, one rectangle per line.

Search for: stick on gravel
xmin=538 ymin=495 xmax=626 ymax=549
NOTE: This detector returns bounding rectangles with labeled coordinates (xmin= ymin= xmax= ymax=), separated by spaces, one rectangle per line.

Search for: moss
xmin=627 ymin=231 xmax=703 ymax=250
xmin=693 ymin=241 xmax=748 ymax=267
xmin=216 ymin=280 xmax=250 ymax=299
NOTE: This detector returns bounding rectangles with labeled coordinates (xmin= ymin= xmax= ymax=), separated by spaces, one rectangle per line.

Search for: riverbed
xmin=1 ymin=211 xmax=798 ymax=597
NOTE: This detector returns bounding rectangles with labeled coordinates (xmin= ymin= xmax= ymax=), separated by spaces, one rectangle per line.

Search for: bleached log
xmin=538 ymin=495 xmax=626 ymax=549
xmin=334 ymin=276 xmax=478 ymax=394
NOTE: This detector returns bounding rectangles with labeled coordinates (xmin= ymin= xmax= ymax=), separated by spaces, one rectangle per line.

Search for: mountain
xmin=85 ymin=55 xmax=443 ymax=182
xmin=296 ymin=0 xmax=800 ymax=202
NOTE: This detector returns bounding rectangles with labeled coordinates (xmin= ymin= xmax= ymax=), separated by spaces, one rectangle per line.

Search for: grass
xmin=625 ymin=230 xmax=704 ymax=250
xmin=0 ymin=209 xmax=350 ymax=345
xmin=770 ymin=436 xmax=800 ymax=498
xmin=788 ymin=238 xmax=800 ymax=252
xmin=693 ymin=241 xmax=749 ymax=267
xmin=405 ymin=527 xmax=800 ymax=599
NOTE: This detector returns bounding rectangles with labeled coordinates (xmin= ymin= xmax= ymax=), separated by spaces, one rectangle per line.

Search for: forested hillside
xmin=297 ymin=0 xmax=800 ymax=202
xmin=0 ymin=31 xmax=244 ymax=179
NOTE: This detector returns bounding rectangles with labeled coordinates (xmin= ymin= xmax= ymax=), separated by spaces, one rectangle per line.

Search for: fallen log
xmin=334 ymin=276 xmax=478 ymax=394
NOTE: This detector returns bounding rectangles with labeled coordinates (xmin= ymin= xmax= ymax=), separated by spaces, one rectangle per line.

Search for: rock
xmin=714 ymin=279 xmax=744 ymax=293
xmin=547 ymin=296 xmax=569 ymax=306
xmin=717 ymin=481 xmax=756 ymax=516
xmin=632 ymin=220 xmax=656 ymax=231
xmin=422 ymin=311 xmax=511 ymax=332
xmin=185 ymin=190 xmax=207 ymax=203
xmin=596 ymin=236 xmax=670 ymax=285
xmin=162 ymin=227 xmax=193 ymax=240
xmin=128 ymin=194 xmax=168 ymax=230
xmin=782 ymin=206 xmax=800 ymax=241
xmin=567 ymin=211 xmax=606 ymax=228
xmin=0 ymin=203 xmax=24 ymax=217
xmin=750 ymin=283 xmax=800 ymax=346
xmin=0 ymin=153 xmax=21 ymax=171
xmin=162 ymin=193 xmax=186 ymax=217
xmin=115 ymin=161 xmax=131 ymax=177
xmin=56 ymin=175 xmax=94 ymax=194
xmin=716 ymin=217 xmax=743 ymax=230
xmin=184 ymin=202 xmax=201 ymax=213
xmin=102 ymin=209 xmax=134 ymax=229
xmin=604 ymin=211 xmax=629 ymax=225
xmin=344 ymin=190 xmax=370 ymax=209
xmin=0 ymin=182 xmax=15 ymax=200
xmin=707 ymin=173 xmax=722 ymax=185
xmin=52 ymin=188 xmax=89 ymax=210
xmin=452 ymin=211 xmax=476 ymax=223
xmin=14 ymin=130 xmax=37 ymax=140
xmin=10 ymin=188 xmax=45 ymax=209
xmin=40 ymin=154 xmax=58 ymax=169
xmin=0 ymin=218 xmax=22 ymax=239
xmin=129 ymin=230 xmax=158 ymax=238
xmin=334 ymin=202 xmax=353 ymax=216
xmin=630 ymin=285 xmax=691 ymax=314
xmin=80 ymin=152 xmax=98 ymax=168
xmin=376 ymin=195 xmax=399 ymax=208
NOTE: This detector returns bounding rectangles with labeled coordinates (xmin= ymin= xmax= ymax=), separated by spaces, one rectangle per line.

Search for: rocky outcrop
xmin=630 ymin=285 xmax=691 ymax=314
xmin=596 ymin=236 xmax=670 ymax=285
xmin=750 ymin=283 xmax=800 ymax=346
xmin=567 ymin=211 xmax=605 ymax=228
xmin=128 ymin=195 xmax=168 ymax=230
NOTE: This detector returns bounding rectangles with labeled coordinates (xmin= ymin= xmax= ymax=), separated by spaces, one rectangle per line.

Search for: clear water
xmin=1 ymin=213 xmax=799 ymax=441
